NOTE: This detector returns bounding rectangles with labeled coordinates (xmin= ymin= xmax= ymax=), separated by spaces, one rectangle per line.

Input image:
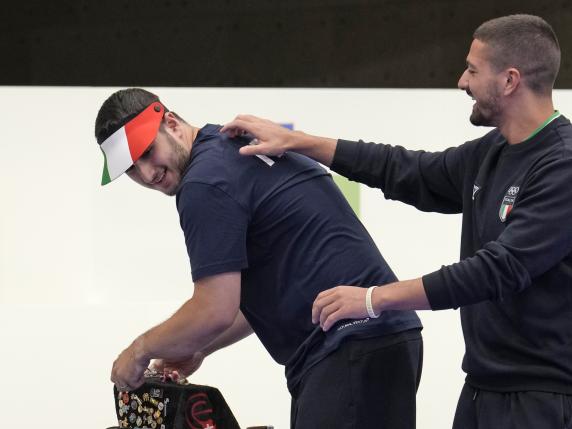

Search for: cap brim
xmin=100 ymin=102 xmax=164 ymax=185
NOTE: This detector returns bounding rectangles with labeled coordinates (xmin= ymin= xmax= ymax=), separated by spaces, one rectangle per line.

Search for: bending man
xmin=94 ymin=88 xmax=422 ymax=428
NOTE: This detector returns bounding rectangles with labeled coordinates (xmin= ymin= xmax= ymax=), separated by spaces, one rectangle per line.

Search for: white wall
xmin=2 ymin=87 xmax=571 ymax=429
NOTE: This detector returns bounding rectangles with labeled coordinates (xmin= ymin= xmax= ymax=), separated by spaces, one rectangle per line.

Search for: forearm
xmin=313 ymin=278 xmax=432 ymax=331
xmin=111 ymin=273 xmax=241 ymax=389
xmin=286 ymin=131 xmax=338 ymax=167
xmin=373 ymin=278 xmax=432 ymax=312
xmin=133 ymin=298 xmax=234 ymax=363
xmin=332 ymin=139 xmax=464 ymax=213
xmin=201 ymin=311 xmax=254 ymax=357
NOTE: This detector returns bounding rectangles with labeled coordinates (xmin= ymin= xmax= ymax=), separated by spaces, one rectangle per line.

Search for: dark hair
xmin=94 ymin=88 xmax=164 ymax=144
xmin=473 ymin=14 xmax=560 ymax=95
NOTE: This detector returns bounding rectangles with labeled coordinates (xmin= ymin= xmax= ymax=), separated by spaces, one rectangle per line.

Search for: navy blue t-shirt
xmin=176 ymin=124 xmax=422 ymax=391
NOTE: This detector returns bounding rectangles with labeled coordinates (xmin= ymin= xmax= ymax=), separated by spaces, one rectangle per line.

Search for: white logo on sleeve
xmin=472 ymin=184 xmax=481 ymax=201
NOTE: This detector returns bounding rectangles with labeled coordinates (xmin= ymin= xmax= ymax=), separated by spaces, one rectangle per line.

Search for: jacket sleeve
xmin=331 ymin=139 xmax=478 ymax=213
xmin=423 ymin=156 xmax=572 ymax=309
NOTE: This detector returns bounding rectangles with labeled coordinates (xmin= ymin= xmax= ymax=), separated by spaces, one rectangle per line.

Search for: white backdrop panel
xmin=1 ymin=87 xmax=571 ymax=429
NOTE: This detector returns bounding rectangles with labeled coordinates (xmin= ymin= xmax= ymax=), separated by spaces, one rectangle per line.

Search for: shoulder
xmin=176 ymin=181 xmax=248 ymax=217
xmin=447 ymin=128 xmax=503 ymax=164
xmin=189 ymin=123 xmax=246 ymax=163
xmin=180 ymin=124 xmax=249 ymax=186
xmin=550 ymin=116 xmax=572 ymax=155
xmin=473 ymin=128 xmax=504 ymax=151
xmin=525 ymin=117 xmax=572 ymax=184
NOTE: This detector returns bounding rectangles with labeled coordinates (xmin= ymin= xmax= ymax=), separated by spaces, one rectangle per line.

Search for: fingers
xmin=311 ymin=295 xmax=324 ymax=325
xmin=322 ymin=309 xmax=344 ymax=332
xmin=111 ymin=352 xmax=146 ymax=392
xmin=149 ymin=353 xmax=205 ymax=379
xmin=312 ymin=286 xmax=371 ymax=331
xmin=223 ymin=114 xmax=291 ymax=157
xmin=311 ymin=288 xmax=336 ymax=324
xmin=221 ymin=115 xmax=260 ymax=135
xmin=169 ymin=370 xmax=181 ymax=382
xmin=111 ymin=370 xmax=131 ymax=391
xmin=312 ymin=288 xmax=343 ymax=331
xmin=111 ymin=377 xmax=138 ymax=392
xmin=319 ymin=303 xmax=342 ymax=331
xmin=150 ymin=359 xmax=178 ymax=380
xmin=149 ymin=359 xmax=164 ymax=372
xmin=239 ymin=143 xmax=283 ymax=157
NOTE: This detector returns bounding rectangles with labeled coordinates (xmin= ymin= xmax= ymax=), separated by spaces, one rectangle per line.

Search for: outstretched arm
xmin=221 ymin=114 xmax=338 ymax=166
xmin=312 ymin=278 xmax=431 ymax=331
xmin=111 ymin=271 xmax=241 ymax=390
xmin=223 ymin=115 xmax=472 ymax=214
xmin=314 ymin=156 xmax=572 ymax=329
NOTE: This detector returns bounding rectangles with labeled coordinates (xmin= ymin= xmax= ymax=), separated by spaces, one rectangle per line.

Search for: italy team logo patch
xmin=499 ymin=186 xmax=520 ymax=222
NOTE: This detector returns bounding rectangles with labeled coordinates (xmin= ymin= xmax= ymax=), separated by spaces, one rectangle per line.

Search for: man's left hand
xmin=111 ymin=338 xmax=149 ymax=391
xmin=312 ymin=286 xmax=371 ymax=332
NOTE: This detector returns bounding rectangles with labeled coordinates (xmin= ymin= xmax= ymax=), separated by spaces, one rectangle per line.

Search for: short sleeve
xmin=177 ymin=182 xmax=249 ymax=281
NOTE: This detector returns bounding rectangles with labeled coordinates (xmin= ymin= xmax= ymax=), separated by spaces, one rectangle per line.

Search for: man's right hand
xmin=222 ymin=114 xmax=338 ymax=166
xmin=221 ymin=114 xmax=295 ymax=157
xmin=150 ymin=351 xmax=206 ymax=380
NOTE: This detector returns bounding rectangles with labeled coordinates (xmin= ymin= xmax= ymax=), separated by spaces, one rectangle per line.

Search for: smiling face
xmin=126 ymin=124 xmax=191 ymax=196
xmin=458 ymin=39 xmax=504 ymax=127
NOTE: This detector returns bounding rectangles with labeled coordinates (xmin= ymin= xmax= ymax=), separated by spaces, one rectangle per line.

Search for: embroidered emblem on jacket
xmin=499 ymin=186 xmax=520 ymax=222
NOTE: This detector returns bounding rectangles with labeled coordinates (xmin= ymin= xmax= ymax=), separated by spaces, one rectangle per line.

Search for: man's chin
xmin=155 ymin=178 xmax=181 ymax=196
xmin=161 ymin=170 xmax=184 ymax=196
xmin=166 ymin=180 xmax=184 ymax=196
xmin=163 ymin=187 xmax=178 ymax=197
xmin=469 ymin=108 xmax=490 ymax=127
xmin=469 ymin=114 xmax=483 ymax=126
xmin=160 ymin=183 xmax=180 ymax=197
xmin=470 ymin=116 xmax=497 ymax=127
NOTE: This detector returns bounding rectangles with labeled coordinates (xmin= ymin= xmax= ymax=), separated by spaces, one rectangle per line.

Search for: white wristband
xmin=366 ymin=286 xmax=380 ymax=318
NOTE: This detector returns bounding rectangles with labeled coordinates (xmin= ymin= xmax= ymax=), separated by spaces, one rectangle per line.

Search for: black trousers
xmin=290 ymin=329 xmax=423 ymax=429
xmin=453 ymin=382 xmax=572 ymax=429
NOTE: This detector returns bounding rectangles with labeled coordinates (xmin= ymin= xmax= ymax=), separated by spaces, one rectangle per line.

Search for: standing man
xmin=222 ymin=14 xmax=572 ymax=429
xmin=94 ymin=88 xmax=423 ymax=428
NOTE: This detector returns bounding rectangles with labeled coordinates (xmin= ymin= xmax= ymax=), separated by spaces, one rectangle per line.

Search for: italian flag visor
xmin=100 ymin=102 xmax=165 ymax=185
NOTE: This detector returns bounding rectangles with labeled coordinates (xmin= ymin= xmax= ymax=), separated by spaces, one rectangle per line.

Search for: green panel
xmin=332 ymin=174 xmax=360 ymax=217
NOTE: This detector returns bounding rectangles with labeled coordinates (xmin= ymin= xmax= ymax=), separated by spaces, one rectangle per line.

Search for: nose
xmin=458 ymin=69 xmax=468 ymax=90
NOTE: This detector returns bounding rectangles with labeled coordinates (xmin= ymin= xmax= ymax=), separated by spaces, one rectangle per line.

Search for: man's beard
xmin=469 ymin=86 xmax=502 ymax=127
xmin=165 ymin=133 xmax=192 ymax=196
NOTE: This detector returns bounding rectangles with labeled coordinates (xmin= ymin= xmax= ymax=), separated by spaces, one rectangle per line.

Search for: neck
xmin=182 ymin=124 xmax=201 ymax=152
xmin=499 ymin=93 xmax=555 ymax=144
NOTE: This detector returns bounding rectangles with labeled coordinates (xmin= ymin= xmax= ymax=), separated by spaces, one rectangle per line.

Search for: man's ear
xmin=163 ymin=111 xmax=183 ymax=136
xmin=164 ymin=111 xmax=179 ymax=129
xmin=504 ymin=68 xmax=521 ymax=95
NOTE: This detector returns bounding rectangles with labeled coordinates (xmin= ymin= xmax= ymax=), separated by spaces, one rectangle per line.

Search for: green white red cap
xmin=99 ymin=102 xmax=164 ymax=185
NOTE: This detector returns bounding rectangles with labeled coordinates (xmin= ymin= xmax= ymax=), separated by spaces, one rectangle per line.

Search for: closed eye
xmin=140 ymin=145 xmax=153 ymax=159
xmin=126 ymin=144 xmax=154 ymax=174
